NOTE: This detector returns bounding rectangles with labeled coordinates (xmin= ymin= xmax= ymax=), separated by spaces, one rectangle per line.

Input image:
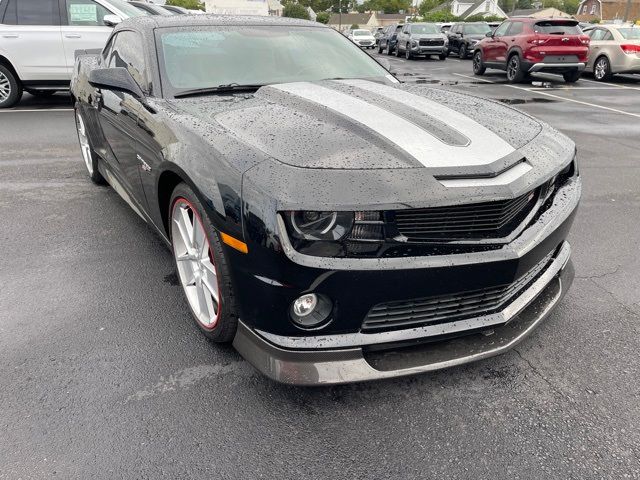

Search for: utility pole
xmin=623 ymin=0 xmax=632 ymax=21
xmin=339 ymin=0 xmax=342 ymax=31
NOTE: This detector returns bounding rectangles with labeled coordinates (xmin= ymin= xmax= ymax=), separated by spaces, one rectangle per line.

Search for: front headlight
xmin=283 ymin=211 xmax=385 ymax=257
xmin=288 ymin=211 xmax=354 ymax=241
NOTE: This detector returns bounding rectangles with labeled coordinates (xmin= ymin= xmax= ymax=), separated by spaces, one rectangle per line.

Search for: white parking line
xmin=0 ymin=108 xmax=73 ymax=113
xmin=580 ymin=77 xmax=640 ymax=91
xmin=453 ymin=73 xmax=640 ymax=119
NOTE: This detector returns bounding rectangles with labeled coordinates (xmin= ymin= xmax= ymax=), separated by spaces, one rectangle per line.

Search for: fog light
xmin=293 ymin=294 xmax=317 ymax=317
xmin=290 ymin=293 xmax=333 ymax=329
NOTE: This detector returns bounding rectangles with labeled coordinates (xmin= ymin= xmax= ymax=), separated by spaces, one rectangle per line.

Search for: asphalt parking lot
xmin=1 ymin=58 xmax=639 ymax=478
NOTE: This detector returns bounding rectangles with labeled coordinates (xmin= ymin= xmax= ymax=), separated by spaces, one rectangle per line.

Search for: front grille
xmin=359 ymin=41 xmax=373 ymax=45
xmin=394 ymin=189 xmax=537 ymax=242
xmin=361 ymin=250 xmax=555 ymax=333
xmin=419 ymin=39 xmax=445 ymax=46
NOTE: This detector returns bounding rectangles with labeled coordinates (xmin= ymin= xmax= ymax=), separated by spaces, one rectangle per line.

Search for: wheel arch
xmin=0 ymin=55 xmax=20 ymax=82
xmin=507 ymin=47 xmax=523 ymax=60
xmin=157 ymin=168 xmax=190 ymax=239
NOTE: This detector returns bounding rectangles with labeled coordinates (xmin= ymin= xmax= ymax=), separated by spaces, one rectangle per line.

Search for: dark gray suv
xmin=377 ymin=24 xmax=403 ymax=55
xmin=395 ymin=23 xmax=449 ymax=60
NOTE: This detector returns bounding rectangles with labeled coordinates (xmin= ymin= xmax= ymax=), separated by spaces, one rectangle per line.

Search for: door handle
xmin=2 ymin=34 xmax=19 ymax=38
xmin=65 ymin=34 xmax=82 ymax=38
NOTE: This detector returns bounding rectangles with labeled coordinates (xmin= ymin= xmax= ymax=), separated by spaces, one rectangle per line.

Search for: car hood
xmin=164 ymin=79 xmax=574 ymax=209
xmin=466 ymin=34 xmax=486 ymax=41
xmin=411 ymin=34 xmax=446 ymax=39
xmin=168 ymin=79 xmax=542 ymax=174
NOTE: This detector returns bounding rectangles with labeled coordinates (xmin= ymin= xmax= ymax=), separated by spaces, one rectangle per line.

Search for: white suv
xmin=0 ymin=0 xmax=144 ymax=108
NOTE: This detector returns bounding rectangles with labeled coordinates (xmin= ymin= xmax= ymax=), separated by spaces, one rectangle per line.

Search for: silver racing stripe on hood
xmin=271 ymin=81 xmax=516 ymax=169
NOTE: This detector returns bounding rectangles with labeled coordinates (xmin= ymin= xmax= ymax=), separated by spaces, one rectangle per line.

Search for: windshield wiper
xmin=174 ymin=83 xmax=265 ymax=98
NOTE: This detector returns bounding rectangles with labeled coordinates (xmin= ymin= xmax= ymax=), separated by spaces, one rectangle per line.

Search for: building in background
xmin=430 ymin=0 xmax=507 ymax=19
xmin=510 ymin=7 xmax=573 ymax=17
xmin=204 ymin=0 xmax=269 ymax=15
xmin=575 ymin=0 xmax=640 ymax=21
xmin=327 ymin=12 xmax=378 ymax=30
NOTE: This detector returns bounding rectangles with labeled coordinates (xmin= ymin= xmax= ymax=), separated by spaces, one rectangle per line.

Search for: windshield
xmin=464 ymin=24 xmax=491 ymax=34
xmin=353 ymin=30 xmax=371 ymax=36
xmin=157 ymin=27 xmax=389 ymax=96
xmin=618 ymin=28 xmax=640 ymax=39
xmin=107 ymin=0 xmax=148 ymax=17
xmin=411 ymin=24 xmax=439 ymax=34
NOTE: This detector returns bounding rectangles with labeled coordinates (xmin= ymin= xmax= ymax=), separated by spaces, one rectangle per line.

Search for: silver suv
xmin=0 ymin=0 xmax=143 ymax=108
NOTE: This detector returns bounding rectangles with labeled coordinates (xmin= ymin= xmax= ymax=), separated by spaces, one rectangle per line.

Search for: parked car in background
xmin=584 ymin=24 xmax=640 ymax=80
xmin=395 ymin=22 xmax=448 ymax=60
xmin=347 ymin=28 xmax=376 ymax=49
xmin=488 ymin=21 xmax=501 ymax=32
xmin=0 ymin=0 xmax=143 ymax=108
xmin=72 ymin=15 xmax=580 ymax=386
xmin=473 ymin=18 xmax=589 ymax=83
xmin=447 ymin=22 xmax=491 ymax=58
xmin=128 ymin=1 xmax=173 ymax=14
xmin=439 ymin=22 xmax=452 ymax=33
xmin=377 ymin=23 xmax=403 ymax=54
xmin=372 ymin=26 xmax=384 ymax=45
xmin=162 ymin=5 xmax=188 ymax=14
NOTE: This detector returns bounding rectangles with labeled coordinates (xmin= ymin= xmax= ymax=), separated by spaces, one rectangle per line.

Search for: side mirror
xmin=103 ymin=14 xmax=122 ymax=27
xmin=457 ymin=32 xmax=463 ymax=37
xmin=89 ymin=67 xmax=144 ymax=98
xmin=485 ymin=32 xmax=493 ymax=37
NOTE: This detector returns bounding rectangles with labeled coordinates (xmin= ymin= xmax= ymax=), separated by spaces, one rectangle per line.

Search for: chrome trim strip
xmin=529 ymin=62 xmax=586 ymax=72
xmin=256 ymin=242 xmax=570 ymax=350
xmin=277 ymin=177 xmax=581 ymax=271
xmin=437 ymin=161 xmax=532 ymax=188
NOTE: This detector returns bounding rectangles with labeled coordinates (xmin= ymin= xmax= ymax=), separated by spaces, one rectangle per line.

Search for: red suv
xmin=473 ymin=18 xmax=590 ymax=83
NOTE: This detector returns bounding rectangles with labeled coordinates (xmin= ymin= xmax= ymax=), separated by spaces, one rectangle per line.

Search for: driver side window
xmin=107 ymin=30 xmax=148 ymax=92
xmin=493 ymin=22 xmax=510 ymax=37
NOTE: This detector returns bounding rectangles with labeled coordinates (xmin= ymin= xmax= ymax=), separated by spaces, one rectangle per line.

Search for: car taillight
xmin=530 ymin=37 xmax=547 ymax=45
xmin=621 ymin=44 xmax=640 ymax=54
xmin=580 ymin=36 xmax=590 ymax=45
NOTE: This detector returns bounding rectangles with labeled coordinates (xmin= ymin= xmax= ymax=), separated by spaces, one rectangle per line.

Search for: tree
xmin=351 ymin=23 xmax=360 ymax=28
xmin=165 ymin=0 xmax=205 ymax=10
xmin=283 ymin=2 xmax=311 ymax=19
xmin=465 ymin=13 xmax=507 ymax=21
xmin=420 ymin=10 xmax=459 ymax=21
xmin=316 ymin=11 xmax=331 ymax=23
xmin=362 ymin=0 xmax=411 ymax=13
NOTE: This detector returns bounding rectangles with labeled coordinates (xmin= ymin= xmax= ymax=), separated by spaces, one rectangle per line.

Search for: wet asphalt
xmin=1 ymin=57 xmax=639 ymax=479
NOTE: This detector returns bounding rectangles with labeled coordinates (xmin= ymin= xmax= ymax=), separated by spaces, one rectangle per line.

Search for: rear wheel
xmin=405 ymin=46 xmax=413 ymax=60
xmin=378 ymin=44 xmax=383 ymax=54
xmin=0 ymin=64 xmax=22 ymax=109
xmin=594 ymin=56 xmax=611 ymax=81
xmin=170 ymin=183 xmax=239 ymax=343
xmin=439 ymin=53 xmax=447 ymax=61
xmin=386 ymin=43 xmax=393 ymax=55
xmin=563 ymin=70 xmax=581 ymax=83
xmin=506 ymin=54 xmax=525 ymax=83
xmin=473 ymin=50 xmax=486 ymax=75
xmin=75 ymin=107 xmax=106 ymax=184
xmin=395 ymin=43 xmax=401 ymax=57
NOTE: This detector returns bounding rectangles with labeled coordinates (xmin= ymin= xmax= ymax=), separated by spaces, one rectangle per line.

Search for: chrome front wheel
xmin=76 ymin=111 xmax=94 ymax=175
xmin=0 ymin=70 xmax=10 ymax=104
xmin=594 ymin=56 xmax=611 ymax=81
xmin=171 ymin=198 xmax=221 ymax=330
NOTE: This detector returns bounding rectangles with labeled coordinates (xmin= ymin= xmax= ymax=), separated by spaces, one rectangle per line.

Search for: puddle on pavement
xmin=497 ymin=98 xmax=557 ymax=105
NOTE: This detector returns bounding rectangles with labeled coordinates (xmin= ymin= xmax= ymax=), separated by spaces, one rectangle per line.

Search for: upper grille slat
xmin=394 ymin=190 xmax=537 ymax=242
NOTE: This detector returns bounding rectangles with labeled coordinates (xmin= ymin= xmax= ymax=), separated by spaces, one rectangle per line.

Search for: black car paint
xmin=447 ymin=23 xmax=489 ymax=57
xmin=378 ymin=24 xmax=402 ymax=53
xmin=71 ymin=16 xmax=580 ymax=373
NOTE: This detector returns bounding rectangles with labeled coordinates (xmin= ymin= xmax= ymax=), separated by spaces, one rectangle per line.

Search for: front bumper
xmin=411 ymin=45 xmax=447 ymax=54
xmin=233 ymin=242 xmax=575 ymax=385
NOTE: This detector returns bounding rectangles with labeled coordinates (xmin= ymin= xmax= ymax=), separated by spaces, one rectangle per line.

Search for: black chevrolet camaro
xmin=71 ymin=15 xmax=581 ymax=385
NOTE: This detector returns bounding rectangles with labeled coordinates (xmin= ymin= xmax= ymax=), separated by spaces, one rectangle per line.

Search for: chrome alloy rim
xmin=75 ymin=112 xmax=94 ymax=175
xmin=171 ymin=199 xmax=220 ymax=329
xmin=595 ymin=58 xmax=608 ymax=80
xmin=0 ymin=71 xmax=10 ymax=103
xmin=507 ymin=57 xmax=518 ymax=80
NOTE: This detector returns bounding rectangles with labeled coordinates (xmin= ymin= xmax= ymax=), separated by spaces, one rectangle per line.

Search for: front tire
xmin=473 ymin=50 xmax=486 ymax=75
xmin=395 ymin=44 xmax=401 ymax=57
xmin=0 ymin=64 xmax=23 ymax=109
xmin=563 ymin=70 xmax=581 ymax=83
xmin=439 ymin=53 xmax=447 ymax=61
xmin=170 ymin=183 xmax=239 ymax=343
xmin=74 ymin=107 xmax=106 ymax=184
xmin=405 ymin=46 xmax=413 ymax=60
xmin=459 ymin=43 xmax=467 ymax=59
xmin=594 ymin=56 xmax=612 ymax=81
xmin=506 ymin=54 xmax=525 ymax=83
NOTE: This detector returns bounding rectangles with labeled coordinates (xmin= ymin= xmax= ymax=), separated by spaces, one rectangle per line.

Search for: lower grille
xmin=419 ymin=39 xmax=445 ymax=46
xmin=394 ymin=189 xmax=538 ymax=242
xmin=361 ymin=250 xmax=555 ymax=333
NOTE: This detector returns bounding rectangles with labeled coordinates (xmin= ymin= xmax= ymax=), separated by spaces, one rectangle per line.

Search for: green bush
xmin=351 ymin=23 xmax=360 ymax=29
xmin=316 ymin=11 xmax=330 ymax=23
xmin=283 ymin=2 xmax=311 ymax=19
xmin=465 ymin=14 xmax=506 ymax=21
xmin=165 ymin=0 xmax=205 ymax=10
